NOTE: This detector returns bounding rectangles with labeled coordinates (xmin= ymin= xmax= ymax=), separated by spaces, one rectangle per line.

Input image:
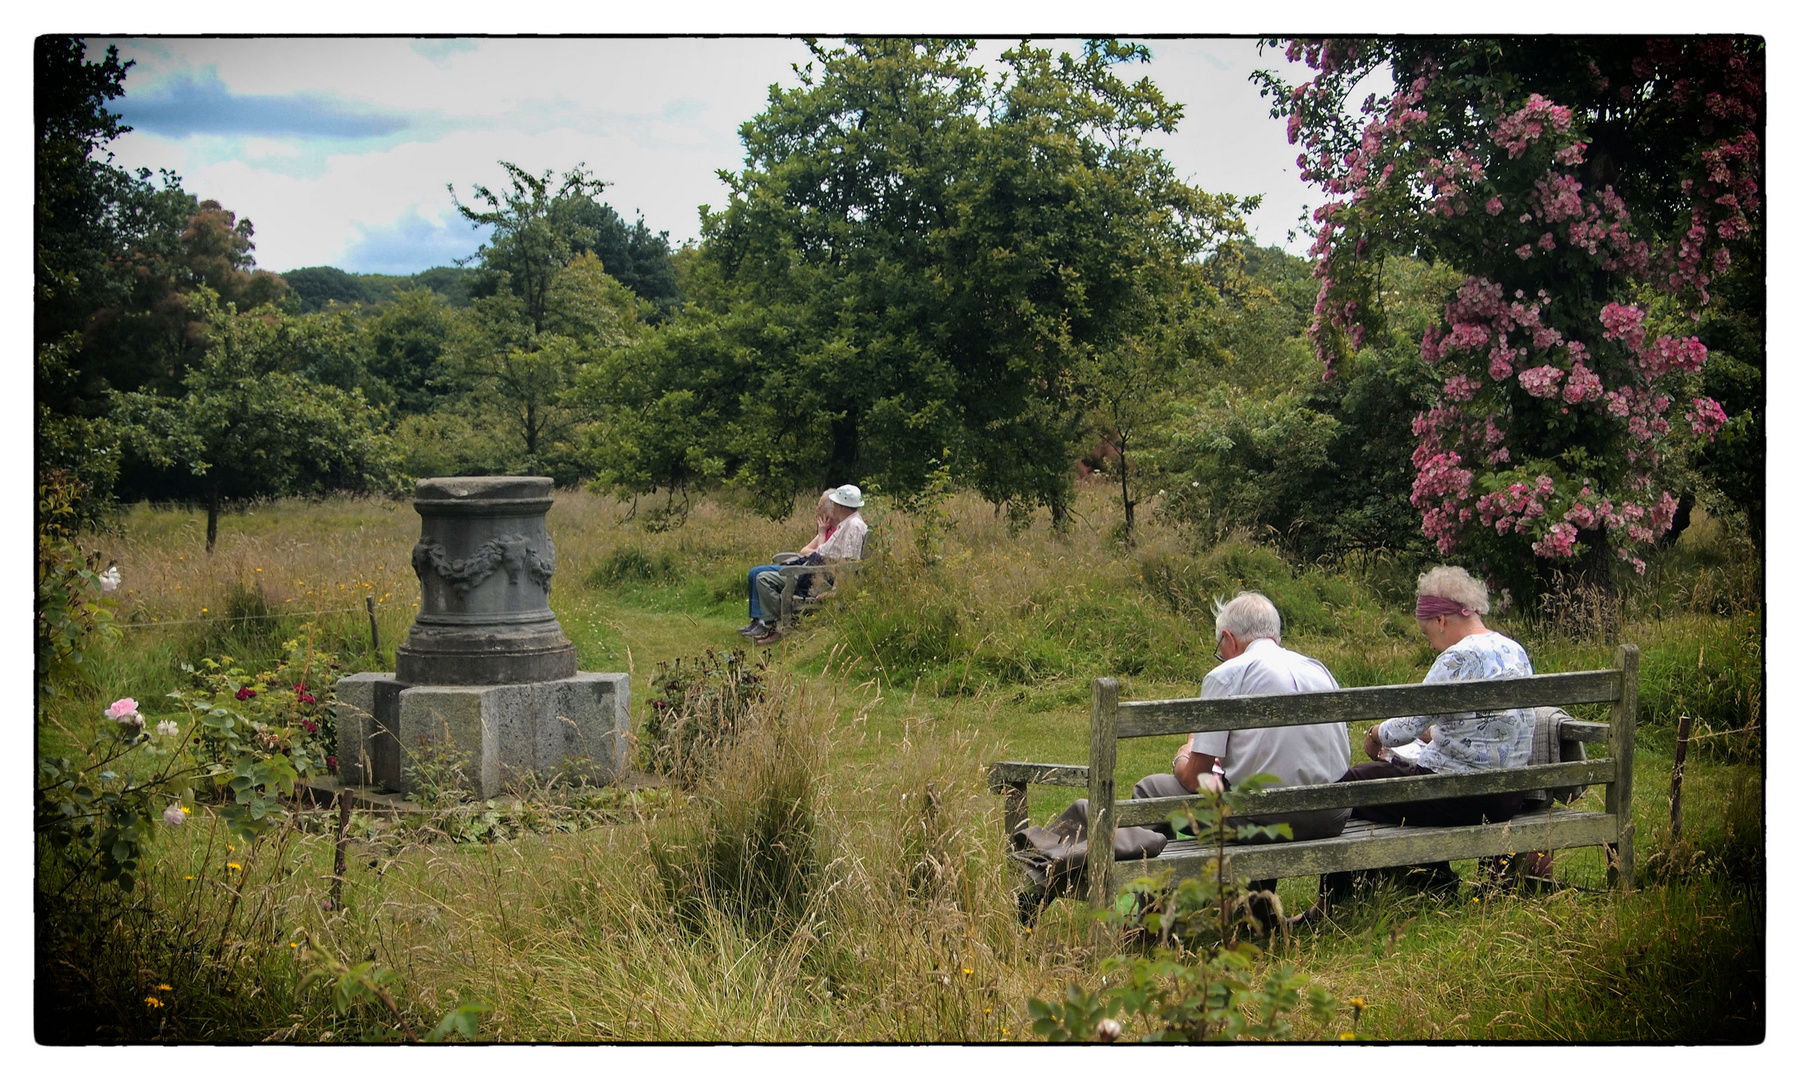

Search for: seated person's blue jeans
xmin=746 ymin=564 xmax=786 ymax=620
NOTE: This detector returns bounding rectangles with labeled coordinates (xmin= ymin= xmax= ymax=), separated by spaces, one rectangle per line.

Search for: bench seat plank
xmin=1124 ymin=809 xmax=1619 ymax=882
xmin=1114 ymin=758 xmax=1614 ymax=827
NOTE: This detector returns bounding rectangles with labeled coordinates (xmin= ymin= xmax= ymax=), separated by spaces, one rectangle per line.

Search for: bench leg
xmin=1607 ymin=823 xmax=1635 ymax=891
xmin=1001 ymin=783 xmax=1029 ymax=837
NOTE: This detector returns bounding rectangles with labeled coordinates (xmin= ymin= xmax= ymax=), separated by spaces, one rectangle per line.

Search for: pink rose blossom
xmin=1518 ymin=365 xmax=1566 ymax=398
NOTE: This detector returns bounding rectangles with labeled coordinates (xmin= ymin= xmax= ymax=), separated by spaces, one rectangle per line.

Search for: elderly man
xmin=745 ymin=484 xmax=867 ymax=644
xmin=1013 ymin=592 xmax=1350 ymax=928
xmin=1131 ymin=591 xmax=1353 ymax=848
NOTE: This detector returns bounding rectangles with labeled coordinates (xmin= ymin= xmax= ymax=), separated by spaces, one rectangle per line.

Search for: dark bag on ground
xmin=1008 ymin=798 xmax=1168 ymax=899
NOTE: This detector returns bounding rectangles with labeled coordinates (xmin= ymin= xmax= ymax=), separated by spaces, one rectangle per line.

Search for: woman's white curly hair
xmin=1416 ymin=566 xmax=1489 ymax=615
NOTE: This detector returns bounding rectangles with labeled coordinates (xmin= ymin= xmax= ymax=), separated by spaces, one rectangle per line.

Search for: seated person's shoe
xmin=753 ymin=627 xmax=783 ymax=644
xmin=1286 ymin=904 xmax=1326 ymax=930
xmin=738 ymin=620 xmax=767 ymax=637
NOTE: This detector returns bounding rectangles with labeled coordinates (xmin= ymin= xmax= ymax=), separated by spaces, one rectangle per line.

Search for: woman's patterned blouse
xmin=1378 ymin=631 xmax=1535 ymax=774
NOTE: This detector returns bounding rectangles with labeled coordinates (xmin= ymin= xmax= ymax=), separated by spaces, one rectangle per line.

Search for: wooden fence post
xmin=1087 ymin=678 xmax=1119 ymax=910
xmin=1669 ymin=713 xmax=1693 ymax=841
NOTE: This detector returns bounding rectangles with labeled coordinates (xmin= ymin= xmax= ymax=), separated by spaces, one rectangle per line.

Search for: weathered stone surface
xmin=334 ymin=672 xmax=404 ymax=789
xmin=337 ymin=672 xmax=630 ymax=798
xmin=339 ymin=477 xmax=631 ymax=800
xmin=395 ymin=476 xmax=577 ymax=686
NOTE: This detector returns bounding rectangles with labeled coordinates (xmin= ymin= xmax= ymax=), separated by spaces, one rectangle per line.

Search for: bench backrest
xmin=1081 ymin=643 xmax=1639 ymax=906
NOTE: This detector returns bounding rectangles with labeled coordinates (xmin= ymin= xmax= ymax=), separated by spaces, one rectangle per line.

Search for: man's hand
xmin=1363 ymin=725 xmax=1386 ymax=762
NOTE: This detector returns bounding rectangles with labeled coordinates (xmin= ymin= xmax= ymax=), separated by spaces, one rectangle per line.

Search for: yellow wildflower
xmin=145 ymin=996 xmax=164 ymax=1008
xmin=1340 ymin=1032 xmax=1355 ymax=1040
xmin=157 ymin=984 xmax=172 ymax=991
xmin=228 ymin=862 xmax=242 ymax=871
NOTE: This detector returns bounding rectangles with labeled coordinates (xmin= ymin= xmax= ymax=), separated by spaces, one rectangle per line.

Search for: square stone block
xmin=335 ymin=672 xmax=406 ymax=790
xmin=336 ymin=672 xmax=629 ymax=799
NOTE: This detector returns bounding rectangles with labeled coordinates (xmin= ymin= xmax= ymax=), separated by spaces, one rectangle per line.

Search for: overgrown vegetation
xmin=36 ymin=485 xmax=1762 ymax=1043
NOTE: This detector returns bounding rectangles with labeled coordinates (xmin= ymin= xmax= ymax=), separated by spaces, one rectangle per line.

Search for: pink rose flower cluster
xmin=1494 ymin=94 xmax=1574 ymax=158
xmin=1278 ymin=39 xmax=1756 ymax=572
xmin=1687 ymin=396 xmax=1727 ymax=437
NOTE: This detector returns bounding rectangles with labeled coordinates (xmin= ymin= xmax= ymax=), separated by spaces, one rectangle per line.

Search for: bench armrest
xmin=986 ymin=761 xmax=1090 ymax=792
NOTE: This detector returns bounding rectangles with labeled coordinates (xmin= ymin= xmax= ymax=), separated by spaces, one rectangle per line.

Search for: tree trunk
xmin=1117 ymin=432 xmax=1136 ymax=546
xmin=206 ymin=483 xmax=220 ymax=553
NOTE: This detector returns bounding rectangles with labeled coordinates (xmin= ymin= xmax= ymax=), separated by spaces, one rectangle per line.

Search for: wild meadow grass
xmin=41 ymin=482 xmax=1763 ymax=1042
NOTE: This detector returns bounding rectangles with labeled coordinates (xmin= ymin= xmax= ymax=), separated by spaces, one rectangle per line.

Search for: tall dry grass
xmin=47 ymin=483 xmax=1763 ymax=1042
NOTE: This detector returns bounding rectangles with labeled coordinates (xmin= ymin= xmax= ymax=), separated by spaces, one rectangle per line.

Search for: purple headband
xmin=1416 ymin=595 xmax=1476 ymax=620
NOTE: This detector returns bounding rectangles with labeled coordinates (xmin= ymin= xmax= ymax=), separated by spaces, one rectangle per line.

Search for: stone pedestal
xmin=334 ymin=477 xmax=630 ymax=799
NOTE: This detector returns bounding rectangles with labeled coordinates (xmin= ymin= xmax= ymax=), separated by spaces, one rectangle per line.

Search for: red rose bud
xmin=235 ymin=687 xmax=257 ymax=700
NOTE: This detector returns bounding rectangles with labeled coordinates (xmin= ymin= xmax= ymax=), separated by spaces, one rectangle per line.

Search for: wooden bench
xmin=988 ymin=644 xmax=1639 ymax=909
xmin=767 ymin=550 xmax=864 ymax=631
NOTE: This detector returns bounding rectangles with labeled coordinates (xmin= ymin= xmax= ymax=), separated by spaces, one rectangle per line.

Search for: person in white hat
xmin=741 ymin=484 xmax=868 ymax=643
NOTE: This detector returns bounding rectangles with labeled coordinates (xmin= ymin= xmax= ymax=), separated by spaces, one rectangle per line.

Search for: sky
xmin=88 ymin=35 xmax=1338 ymax=275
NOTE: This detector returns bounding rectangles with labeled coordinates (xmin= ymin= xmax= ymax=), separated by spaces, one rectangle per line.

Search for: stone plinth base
xmin=335 ymin=671 xmax=629 ymax=799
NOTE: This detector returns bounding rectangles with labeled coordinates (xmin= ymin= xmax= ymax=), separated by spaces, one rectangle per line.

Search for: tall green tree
xmin=451 ymin=162 xmax=606 ymax=334
xmin=602 ymin=38 xmax=1251 ymax=520
xmin=35 ymin=36 xmax=187 ymax=519
xmin=112 ymin=292 xmax=397 ymax=551
xmin=564 ymin=201 xmax=683 ymax=319
xmin=440 ymin=252 xmax=645 ymax=479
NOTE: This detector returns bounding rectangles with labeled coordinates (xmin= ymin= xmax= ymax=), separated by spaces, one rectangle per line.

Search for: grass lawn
xmin=37 ymin=484 xmax=1763 ymax=1043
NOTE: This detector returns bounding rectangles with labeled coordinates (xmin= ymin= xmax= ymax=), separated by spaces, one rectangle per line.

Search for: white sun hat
xmin=829 ymin=484 xmax=864 ymax=508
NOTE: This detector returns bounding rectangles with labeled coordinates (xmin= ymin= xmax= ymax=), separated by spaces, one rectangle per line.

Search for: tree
xmin=564 ymin=201 xmax=684 ymax=319
xmin=451 ymin=162 xmax=607 ymax=334
xmin=606 ymin=38 xmax=1248 ymax=520
xmin=440 ymin=252 xmax=645 ymax=479
xmin=112 ymin=293 xmax=398 ymax=551
xmin=1258 ymin=37 xmax=1762 ymax=599
xmin=365 ymin=286 xmax=456 ymax=414
xmin=34 ymin=36 xmax=188 ymax=519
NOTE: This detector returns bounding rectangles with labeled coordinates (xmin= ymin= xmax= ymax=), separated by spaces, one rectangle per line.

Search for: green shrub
xmin=646 ymin=681 xmax=824 ymax=937
xmin=640 ymin=649 xmax=768 ymax=787
xmin=587 ymin=545 xmax=683 ymax=589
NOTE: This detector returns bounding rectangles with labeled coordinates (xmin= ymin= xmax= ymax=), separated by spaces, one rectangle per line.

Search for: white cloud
xmin=95 ymin=36 xmax=1338 ymax=273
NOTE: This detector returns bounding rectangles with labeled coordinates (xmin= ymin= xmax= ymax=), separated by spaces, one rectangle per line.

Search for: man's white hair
xmin=1212 ymin=591 xmax=1281 ymax=644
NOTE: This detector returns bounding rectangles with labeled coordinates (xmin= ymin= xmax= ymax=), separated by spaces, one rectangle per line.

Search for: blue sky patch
xmin=330 ymin=209 xmax=491 ymax=276
xmin=118 ymin=70 xmax=411 ymax=140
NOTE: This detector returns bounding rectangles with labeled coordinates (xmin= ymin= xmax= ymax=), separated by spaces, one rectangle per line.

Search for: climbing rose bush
xmin=1258 ymin=36 xmax=1760 ymax=583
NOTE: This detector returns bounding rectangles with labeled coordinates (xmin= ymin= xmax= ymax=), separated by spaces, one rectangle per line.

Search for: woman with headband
xmin=1291 ymin=566 xmax=1535 ymax=926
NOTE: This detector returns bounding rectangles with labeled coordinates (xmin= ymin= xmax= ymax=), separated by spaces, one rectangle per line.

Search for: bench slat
xmin=1119 ymin=810 xmax=1619 ymax=881
xmin=1113 ymin=758 xmax=1615 ymax=828
xmin=986 ymin=762 xmax=1090 ymax=790
xmin=1116 ymin=670 xmax=1621 ymax=739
